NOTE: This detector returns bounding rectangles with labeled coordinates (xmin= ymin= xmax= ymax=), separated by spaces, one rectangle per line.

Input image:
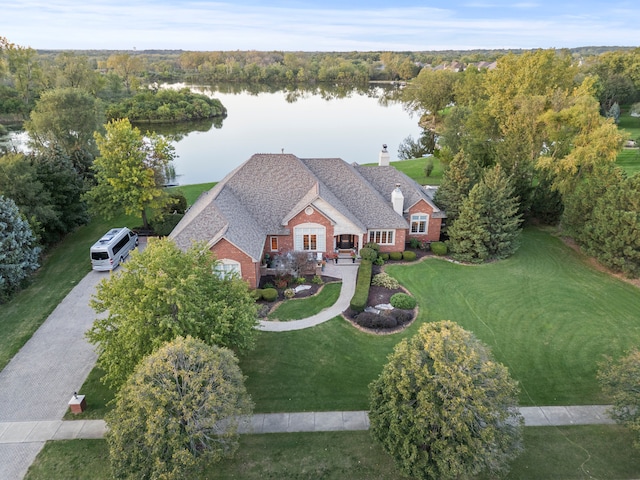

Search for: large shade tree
xmin=25 ymin=87 xmax=104 ymax=177
xmin=369 ymin=321 xmax=523 ymax=480
xmin=106 ymin=336 xmax=253 ymax=480
xmin=84 ymin=118 xmax=175 ymax=229
xmin=598 ymin=350 xmax=640 ymax=449
xmin=87 ymin=239 xmax=258 ymax=390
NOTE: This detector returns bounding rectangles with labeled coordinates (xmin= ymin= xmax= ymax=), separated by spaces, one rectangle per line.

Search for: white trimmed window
xmin=410 ymin=214 xmax=429 ymax=234
xmin=294 ymin=224 xmax=326 ymax=252
xmin=214 ymin=259 xmax=241 ymax=278
xmin=368 ymin=230 xmax=395 ymax=245
xmin=270 ymin=236 xmax=279 ymax=251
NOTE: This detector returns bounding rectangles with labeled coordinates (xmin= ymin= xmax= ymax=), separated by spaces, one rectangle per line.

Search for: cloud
xmin=3 ymin=0 xmax=640 ymax=51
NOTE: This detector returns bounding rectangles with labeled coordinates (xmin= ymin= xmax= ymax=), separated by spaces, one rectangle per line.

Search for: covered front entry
xmin=336 ymin=234 xmax=356 ymax=250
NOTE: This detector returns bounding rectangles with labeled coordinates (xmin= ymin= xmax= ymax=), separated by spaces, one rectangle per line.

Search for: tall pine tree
xmin=448 ymin=165 xmax=522 ymax=263
xmin=433 ymin=152 xmax=476 ymax=225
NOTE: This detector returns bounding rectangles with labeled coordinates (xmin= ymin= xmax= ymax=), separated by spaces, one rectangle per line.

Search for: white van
xmin=90 ymin=228 xmax=139 ymax=271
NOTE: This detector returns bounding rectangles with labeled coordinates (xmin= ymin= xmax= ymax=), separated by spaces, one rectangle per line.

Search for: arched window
xmin=214 ymin=259 xmax=241 ymax=278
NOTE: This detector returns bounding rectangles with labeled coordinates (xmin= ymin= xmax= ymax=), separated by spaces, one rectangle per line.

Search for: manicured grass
xmin=0 ymin=212 xmax=137 ymax=372
xmin=25 ymin=426 xmax=640 ymax=479
xmin=24 ymin=439 xmax=111 ymax=480
xmin=619 ymin=107 xmax=640 ymax=141
xmin=363 ymin=157 xmax=443 ymax=184
xmin=617 ymin=148 xmax=640 ymax=177
xmin=62 ymin=367 xmax=114 ymax=420
xmin=267 ymin=282 xmax=342 ymax=320
xmin=0 ymin=183 xmax=214 ymax=373
xmin=388 ymin=227 xmax=640 ymax=406
xmin=169 ymin=181 xmax=217 ymax=205
xmin=239 ymin=228 xmax=640 ymax=412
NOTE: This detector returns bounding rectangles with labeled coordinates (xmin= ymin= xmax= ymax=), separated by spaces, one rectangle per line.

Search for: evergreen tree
xmin=433 ymin=152 xmax=476 ymax=225
xmin=582 ymin=174 xmax=640 ymax=277
xmin=0 ymin=195 xmax=40 ymax=302
xmin=448 ymin=165 xmax=522 ymax=263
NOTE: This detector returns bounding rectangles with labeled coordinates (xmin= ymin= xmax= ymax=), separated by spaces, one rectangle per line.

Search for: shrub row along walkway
xmin=0 ymin=405 xmax=616 ymax=445
xmin=0 ymin=254 xmax=615 ymax=479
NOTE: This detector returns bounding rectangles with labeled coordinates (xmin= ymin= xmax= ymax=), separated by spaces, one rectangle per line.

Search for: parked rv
xmin=90 ymin=228 xmax=138 ymax=271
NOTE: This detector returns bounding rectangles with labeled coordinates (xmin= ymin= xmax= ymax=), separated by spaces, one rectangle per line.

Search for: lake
xmin=1 ymin=84 xmax=421 ymax=185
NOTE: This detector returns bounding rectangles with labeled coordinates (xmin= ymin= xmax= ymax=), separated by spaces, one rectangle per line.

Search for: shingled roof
xmin=170 ymin=153 xmax=442 ymax=259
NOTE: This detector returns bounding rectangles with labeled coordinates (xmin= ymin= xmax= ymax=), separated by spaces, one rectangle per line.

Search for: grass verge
xmin=268 ymin=282 xmax=342 ymax=320
xmin=25 ymin=425 xmax=640 ymax=479
xmin=363 ymin=157 xmax=443 ymax=184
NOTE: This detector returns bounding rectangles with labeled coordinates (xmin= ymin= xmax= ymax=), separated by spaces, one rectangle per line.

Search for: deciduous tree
xmin=25 ymin=87 xmax=104 ymax=175
xmin=598 ymin=349 xmax=640 ymax=448
xmin=369 ymin=320 xmax=523 ymax=480
xmin=106 ymin=336 xmax=252 ymax=480
xmin=84 ymin=118 xmax=175 ymax=229
xmin=87 ymin=239 xmax=258 ymax=390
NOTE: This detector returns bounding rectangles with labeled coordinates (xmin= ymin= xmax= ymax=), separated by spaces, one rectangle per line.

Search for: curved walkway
xmin=258 ymin=262 xmax=358 ymax=332
xmin=0 ymin=252 xmax=618 ymax=478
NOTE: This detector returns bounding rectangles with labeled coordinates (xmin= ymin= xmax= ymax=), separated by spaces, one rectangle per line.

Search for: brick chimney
xmin=379 ymin=144 xmax=390 ymax=166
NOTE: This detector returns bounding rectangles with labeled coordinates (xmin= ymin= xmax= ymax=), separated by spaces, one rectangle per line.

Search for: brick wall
xmin=210 ymin=239 xmax=260 ymax=289
xmin=406 ymin=199 xmax=442 ymax=243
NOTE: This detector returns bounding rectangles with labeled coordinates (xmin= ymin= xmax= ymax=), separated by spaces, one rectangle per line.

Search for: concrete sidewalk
xmin=0 ymin=405 xmax=615 ymax=446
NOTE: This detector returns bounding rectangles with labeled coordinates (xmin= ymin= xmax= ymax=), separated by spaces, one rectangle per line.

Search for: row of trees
xmin=401 ymin=49 xmax=637 ymax=274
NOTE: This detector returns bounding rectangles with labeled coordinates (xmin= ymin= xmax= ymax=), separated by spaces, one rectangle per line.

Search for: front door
xmin=338 ymin=235 xmax=354 ymax=249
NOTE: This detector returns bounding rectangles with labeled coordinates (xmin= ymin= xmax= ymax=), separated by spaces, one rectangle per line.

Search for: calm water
xmin=165 ymin=85 xmax=420 ymax=185
xmin=1 ymin=85 xmax=421 ymax=185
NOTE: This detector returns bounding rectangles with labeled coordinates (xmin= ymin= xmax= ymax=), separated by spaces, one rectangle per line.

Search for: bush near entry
xmin=349 ymin=260 xmax=372 ymax=313
xmin=430 ymin=242 xmax=447 ymax=256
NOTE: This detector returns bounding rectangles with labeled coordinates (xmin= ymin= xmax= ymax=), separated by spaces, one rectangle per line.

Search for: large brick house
xmin=169 ymin=149 xmax=445 ymax=288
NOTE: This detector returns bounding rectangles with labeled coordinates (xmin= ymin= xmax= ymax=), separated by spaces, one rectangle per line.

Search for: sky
xmin=3 ymin=1 xmax=639 ymax=52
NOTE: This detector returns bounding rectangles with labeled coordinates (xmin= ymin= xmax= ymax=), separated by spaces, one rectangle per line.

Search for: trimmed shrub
xmin=364 ymin=242 xmax=380 ymax=252
xmin=261 ymin=288 xmax=278 ymax=302
xmin=402 ymin=251 xmax=417 ymax=261
xmin=431 ymin=241 xmax=448 ymax=256
xmin=359 ymin=247 xmax=377 ymax=262
xmin=380 ymin=253 xmax=390 ymax=261
xmin=409 ymin=238 xmax=421 ymax=249
xmin=355 ymin=312 xmax=398 ymax=329
xmin=165 ymin=191 xmax=188 ymax=214
xmin=312 ymin=275 xmax=323 ymax=285
xmin=390 ymin=309 xmax=413 ymax=325
xmin=375 ymin=316 xmax=398 ymax=329
xmin=389 ymin=252 xmax=403 ymax=261
xmin=390 ymin=293 xmax=417 ymax=310
xmin=250 ymin=289 xmax=263 ymax=300
xmin=372 ymin=272 xmax=401 ymax=289
xmin=284 ymin=288 xmax=295 ymax=299
xmin=349 ymin=260 xmax=372 ymax=313
xmin=374 ymin=256 xmax=385 ymax=266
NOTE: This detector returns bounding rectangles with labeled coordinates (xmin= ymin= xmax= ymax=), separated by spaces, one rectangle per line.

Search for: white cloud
xmin=3 ymin=0 xmax=640 ymax=51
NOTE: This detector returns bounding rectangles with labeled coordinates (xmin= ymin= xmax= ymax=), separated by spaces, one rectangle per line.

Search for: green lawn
xmin=0 ymin=212 xmax=137 ymax=372
xmin=169 ymin=182 xmax=217 ymax=205
xmin=0 ymin=183 xmax=215 ymax=373
xmin=25 ymin=425 xmax=640 ymax=480
xmin=363 ymin=156 xmax=443 ymax=184
xmin=268 ymin=282 xmax=342 ymax=320
xmin=240 ymin=227 xmax=640 ymax=412
xmin=617 ymin=148 xmax=640 ymax=177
